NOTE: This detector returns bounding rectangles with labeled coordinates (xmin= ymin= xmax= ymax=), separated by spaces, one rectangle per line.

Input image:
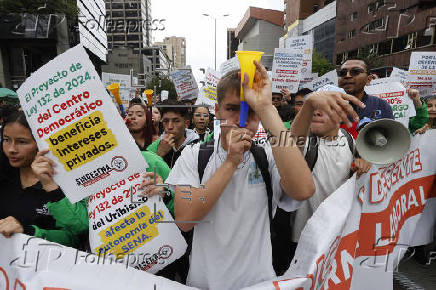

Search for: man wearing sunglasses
xmin=338 ymin=59 xmax=393 ymax=124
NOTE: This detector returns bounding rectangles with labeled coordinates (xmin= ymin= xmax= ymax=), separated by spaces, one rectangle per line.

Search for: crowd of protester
xmin=0 ymin=58 xmax=434 ymax=290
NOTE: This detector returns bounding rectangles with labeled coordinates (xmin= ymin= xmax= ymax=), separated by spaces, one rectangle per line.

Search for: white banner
xmin=102 ymin=72 xmax=138 ymax=107
xmin=170 ymin=69 xmax=199 ymax=100
xmin=246 ymin=131 xmax=436 ymax=289
xmin=17 ymin=45 xmax=147 ymax=203
xmin=271 ymin=48 xmax=304 ymax=93
xmin=408 ymin=52 xmax=436 ymax=98
xmin=0 ymin=234 xmax=194 ymax=290
xmin=365 ymin=82 xmax=416 ymax=127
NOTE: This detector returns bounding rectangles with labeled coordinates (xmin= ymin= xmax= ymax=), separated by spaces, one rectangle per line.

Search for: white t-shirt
xmin=166 ymin=141 xmax=301 ymax=290
xmin=292 ymin=129 xmax=354 ymax=242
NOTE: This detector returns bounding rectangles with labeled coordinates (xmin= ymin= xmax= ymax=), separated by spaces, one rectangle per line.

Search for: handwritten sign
xmin=271 ymin=48 xmax=303 ymax=93
xmin=408 ymin=52 xmax=436 ymax=98
xmin=170 ymin=69 xmax=199 ymax=100
xmin=219 ymin=56 xmax=240 ymax=75
xmin=17 ymin=45 xmax=147 ymax=203
xmin=284 ymin=35 xmax=313 ymax=78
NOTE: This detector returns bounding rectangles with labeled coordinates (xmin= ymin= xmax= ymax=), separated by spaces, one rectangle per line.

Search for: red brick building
xmin=284 ymin=0 xmax=335 ymax=32
xmin=335 ymin=0 xmax=436 ymax=71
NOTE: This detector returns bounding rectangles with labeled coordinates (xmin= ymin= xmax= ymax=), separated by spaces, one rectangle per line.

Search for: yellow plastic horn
xmin=145 ymin=89 xmax=154 ymax=107
xmin=235 ymin=51 xmax=264 ymax=127
xmin=107 ymin=83 xmax=125 ymax=117
xmin=107 ymin=83 xmax=121 ymax=105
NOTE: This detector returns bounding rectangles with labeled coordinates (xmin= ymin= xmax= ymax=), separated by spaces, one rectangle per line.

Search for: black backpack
xmin=304 ymin=128 xmax=354 ymax=171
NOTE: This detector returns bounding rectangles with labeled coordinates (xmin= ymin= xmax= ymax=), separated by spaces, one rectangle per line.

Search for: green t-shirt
xmin=141 ymin=150 xmax=174 ymax=216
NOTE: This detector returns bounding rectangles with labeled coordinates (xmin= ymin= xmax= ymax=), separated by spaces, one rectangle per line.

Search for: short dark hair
xmin=129 ymin=98 xmax=143 ymax=106
xmin=344 ymin=57 xmax=371 ymax=73
xmin=193 ymin=105 xmax=210 ymax=114
xmin=217 ymin=69 xmax=240 ymax=104
xmin=295 ymin=88 xmax=313 ymax=98
xmin=159 ymin=99 xmax=188 ymax=119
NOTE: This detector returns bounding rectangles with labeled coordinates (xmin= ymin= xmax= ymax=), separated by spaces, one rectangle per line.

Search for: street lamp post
xmin=202 ymin=13 xmax=229 ymax=70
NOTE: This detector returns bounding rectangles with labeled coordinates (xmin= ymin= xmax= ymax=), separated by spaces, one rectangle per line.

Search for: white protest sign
xmin=102 ymin=72 xmax=138 ymax=106
xmin=367 ymin=77 xmax=391 ymax=86
xmin=306 ymin=69 xmax=338 ymax=91
xmin=220 ymin=56 xmax=240 ymax=75
xmin=408 ymin=52 xmax=436 ymax=98
xmin=284 ymin=35 xmax=313 ymax=77
xmin=196 ymin=91 xmax=216 ymax=115
xmin=390 ymin=67 xmax=409 ymax=84
xmin=17 ymin=45 xmax=147 ymax=203
xmin=170 ymin=69 xmax=199 ymax=100
xmin=161 ymin=90 xmax=169 ymax=101
xmin=271 ymin=48 xmax=304 ymax=93
xmin=365 ymin=82 xmax=416 ymax=127
xmin=202 ymin=68 xmax=221 ymax=102
xmin=0 ymin=234 xmax=194 ymax=290
xmin=299 ymin=73 xmax=318 ymax=89
xmin=88 ymin=176 xmax=187 ymax=273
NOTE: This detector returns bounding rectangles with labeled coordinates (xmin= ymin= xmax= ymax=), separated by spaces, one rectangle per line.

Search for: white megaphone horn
xmin=356 ymin=118 xmax=411 ymax=165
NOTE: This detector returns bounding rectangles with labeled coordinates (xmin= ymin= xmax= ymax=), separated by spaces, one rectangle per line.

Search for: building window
xmin=111 ymin=3 xmax=124 ymax=10
xmin=350 ymin=12 xmax=357 ymax=21
xmin=111 ymin=11 xmax=124 ymax=18
xmin=127 ymin=34 xmax=139 ymax=41
xmin=112 ymin=35 xmax=125 ymax=42
xmin=313 ymin=4 xmax=319 ymax=13
xmin=324 ymin=0 xmax=334 ymax=5
xmin=363 ymin=18 xmax=384 ymax=32
xmin=405 ymin=32 xmax=417 ymax=50
xmin=417 ymin=28 xmax=434 ymax=47
xmin=378 ymin=39 xmax=392 ymax=55
xmin=348 ymin=30 xmax=356 ymax=38
xmin=125 ymin=11 xmax=138 ymax=18
xmin=392 ymin=35 xmax=408 ymax=53
xmin=348 ymin=49 xmax=358 ymax=59
xmin=368 ymin=2 xmax=377 ymax=14
xmin=125 ymin=3 xmax=138 ymax=9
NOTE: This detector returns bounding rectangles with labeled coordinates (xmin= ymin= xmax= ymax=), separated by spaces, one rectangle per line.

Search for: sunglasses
xmin=337 ymin=68 xmax=367 ymax=77
xmin=194 ymin=113 xmax=209 ymax=118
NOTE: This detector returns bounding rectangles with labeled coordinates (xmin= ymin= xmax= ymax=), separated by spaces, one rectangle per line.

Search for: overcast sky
xmin=151 ymin=0 xmax=283 ymax=83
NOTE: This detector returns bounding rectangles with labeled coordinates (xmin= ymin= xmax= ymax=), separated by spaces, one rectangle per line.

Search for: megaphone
xmin=356 ymin=118 xmax=411 ymax=165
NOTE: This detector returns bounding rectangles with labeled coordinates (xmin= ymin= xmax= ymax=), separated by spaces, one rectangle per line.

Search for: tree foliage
xmin=146 ymin=75 xmax=177 ymax=101
xmin=357 ymin=46 xmax=385 ymax=71
xmin=312 ymin=50 xmax=335 ymax=76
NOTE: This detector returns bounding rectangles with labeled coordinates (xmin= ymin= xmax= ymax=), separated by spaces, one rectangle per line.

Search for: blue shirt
xmin=352 ymin=93 xmax=394 ymax=120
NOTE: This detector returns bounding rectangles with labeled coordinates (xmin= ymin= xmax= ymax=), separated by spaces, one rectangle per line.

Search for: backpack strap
xmin=340 ymin=128 xmax=355 ymax=155
xmin=250 ymin=144 xmax=273 ymax=223
xmin=304 ymin=132 xmax=319 ymax=172
xmin=197 ymin=138 xmax=273 ymax=223
xmin=198 ymin=139 xmax=215 ymax=184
